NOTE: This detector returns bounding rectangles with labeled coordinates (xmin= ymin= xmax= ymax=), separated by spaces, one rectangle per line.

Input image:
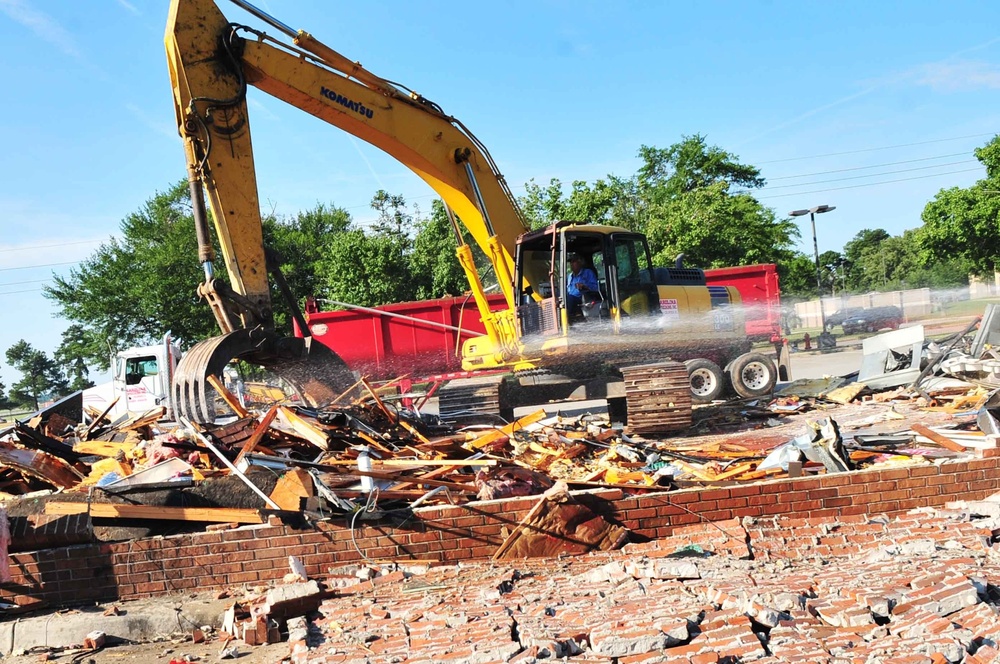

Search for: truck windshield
xmin=124 ymin=356 xmax=158 ymax=385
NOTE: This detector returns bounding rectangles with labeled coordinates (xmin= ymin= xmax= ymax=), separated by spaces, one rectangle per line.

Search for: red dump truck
xmin=704 ymin=264 xmax=782 ymax=342
xmin=299 ymin=263 xmax=782 ymax=382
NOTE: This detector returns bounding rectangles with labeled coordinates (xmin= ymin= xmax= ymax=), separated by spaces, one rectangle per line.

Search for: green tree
xmin=5 ymin=341 xmax=68 ymax=410
xmin=370 ymin=190 xmax=412 ymax=234
xmin=263 ymin=202 xmax=352 ymax=326
xmin=852 ymin=229 xmax=970 ymax=292
xmin=45 ymin=181 xmax=216 ymax=367
xmin=777 ymin=253 xmax=823 ymax=298
xmin=920 ymin=135 xmax=1000 ymax=275
xmin=644 ymin=182 xmax=798 ymax=268
xmin=54 ymin=325 xmax=98 ymax=392
xmin=320 ymin=229 xmax=417 ymax=306
xmin=0 ymin=366 xmax=12 ymax=411
xmin=636 ymin=137 xmax=765 ymax=198
xmin=843 ymin=229 xmax=890 ymax=267
xmin=409 ymin=200 xmax=470 ymax=299
xmin=518 ymin=136 xmax=798 ymax=269
xmin=45 ymin=183 xmax=358 ymax=363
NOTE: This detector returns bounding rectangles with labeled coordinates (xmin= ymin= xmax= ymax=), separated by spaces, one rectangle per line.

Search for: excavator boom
xmin=165 ymin=0 xmax=535 ymax=420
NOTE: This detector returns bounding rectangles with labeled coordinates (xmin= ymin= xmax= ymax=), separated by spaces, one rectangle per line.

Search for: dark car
xmin=824 ymin=307 xmax=864 ymax=332
xmin=840 ymin=306 xmax=904 ymax=335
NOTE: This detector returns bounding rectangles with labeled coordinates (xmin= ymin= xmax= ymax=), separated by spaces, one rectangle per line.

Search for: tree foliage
xmin=0 ymin=366 xmax=11 ymax=411
xmin=54 ymin=325 xmax=97 ymax=392
xmin=318 ymin=192 xmax=473 ymax=307
xmin=518 ymin=135 xmax=799 ymax=269
xmin=320 ymin=229 xmax=416 ymax=306
xmin=410 ymin=200 xmax=470 ymax=300
xmin=264 ymin=203 xmax=352 ymax=329
xmin=920 ymin=135 xmax=1000 ymax=275
xmin=5 ymin=341 xmax=68 ymax=410
xmin=45 ymin=181 xmax=215 ymax=369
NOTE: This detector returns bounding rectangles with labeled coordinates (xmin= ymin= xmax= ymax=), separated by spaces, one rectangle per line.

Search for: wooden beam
xmin=234 ymin=405 xmax=279 ymax=466
xmin=277 ymin=406 xmax=330 ymax=450
xmin=360 ymin=378 xmax=396 ymax=423
xmin=206 ymin=374 xmax=250 ymax=418
xmin=398 ymin=420 xmax=430 ymax=445
xmin=468 ymin=410 xmax=547 ymax=451
xmin=73 ymin=440 xmax=135 ymax=458
xmin=711 ymin=462 xmax=756 ymax=482
xmin=46 ymin=502 xmax=264 ymax=523
xmin=83 ymin=397 xmax=119 ymax=441
xmin=911 ymin=423 xmax=966 ymax=453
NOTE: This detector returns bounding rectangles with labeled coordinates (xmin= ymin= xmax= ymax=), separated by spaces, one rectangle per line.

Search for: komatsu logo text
xmin=320 ymin=87 xmax=374 ymax=119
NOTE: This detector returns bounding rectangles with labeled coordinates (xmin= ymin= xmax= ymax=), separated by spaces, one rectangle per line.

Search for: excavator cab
xmin=514 ymin=222 xmax=660 ymax=339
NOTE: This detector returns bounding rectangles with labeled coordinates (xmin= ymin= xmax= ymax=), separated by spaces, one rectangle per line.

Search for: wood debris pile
xmin=0 ymin=363 xmax=995 ymax=544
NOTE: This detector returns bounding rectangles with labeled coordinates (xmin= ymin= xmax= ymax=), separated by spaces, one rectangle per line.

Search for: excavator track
xmin=172 ymin=328 xmax=354 ymax=423
xmin=620 ymin=361 xmax=692 ymax=436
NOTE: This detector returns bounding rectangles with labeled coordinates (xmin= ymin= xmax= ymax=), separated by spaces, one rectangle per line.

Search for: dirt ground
xmin=5 ymin=639 xmax=291 ymax=664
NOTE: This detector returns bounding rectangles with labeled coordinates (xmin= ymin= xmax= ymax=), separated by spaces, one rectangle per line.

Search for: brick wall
xmin=3 ymin=455 xmax=999 ymax=610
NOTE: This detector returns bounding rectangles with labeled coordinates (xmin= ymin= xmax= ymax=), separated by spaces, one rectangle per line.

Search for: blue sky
xmin=1 ymin=0 xmax=998 ymax=388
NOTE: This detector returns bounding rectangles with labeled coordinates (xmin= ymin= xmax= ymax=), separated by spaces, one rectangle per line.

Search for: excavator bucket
xmin=172 ymin=328 xmax=354 ymax=423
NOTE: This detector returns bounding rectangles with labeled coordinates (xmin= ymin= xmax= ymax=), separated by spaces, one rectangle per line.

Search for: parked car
xmin=824 ymin=307 xmax=864 ymax=332
xmin=840 ymin=306 xmax=904 ymax=335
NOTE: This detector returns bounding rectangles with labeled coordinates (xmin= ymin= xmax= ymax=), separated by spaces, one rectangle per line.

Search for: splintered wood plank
xmin=45 ymin=502 xmax=264 ymax=523
xmin=360 ymin=378 xmax=396 ymax=423
xmin=72 ymin=440 xmax=135 ymax=458
xmin=268 ymin=467 xmax=314 ymax=511
xmin=277 ymin=406 xmax=330 ymax=450
xmin=468 ymin=410 xmax=547 ymax=451
xmin=234 ymin=405 xmax=280 ymax=466
xmin=206 ymin=374 xmax=250 ymax=418
xmin=910 ymin=423 xmax=965 ymax=453
xmin=711 ymin=462 xmax=755 ymax=481
xmin=83 ymin=397 xmax=119 ymax=441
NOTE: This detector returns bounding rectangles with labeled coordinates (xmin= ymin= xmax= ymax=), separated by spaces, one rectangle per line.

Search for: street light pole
xmin=789 ymin=205 xmax=837 ymax=334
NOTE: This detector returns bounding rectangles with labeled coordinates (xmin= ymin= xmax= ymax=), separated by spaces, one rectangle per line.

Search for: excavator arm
xmin=165 ymin=0 xmax=532 ymax=420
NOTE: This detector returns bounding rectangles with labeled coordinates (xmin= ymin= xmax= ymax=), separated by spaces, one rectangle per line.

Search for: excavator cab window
xmin=562 ymin=233 xmax=606 ymax=324
xmin=608 ymin=234 xmax=659 ymax=319
xmin=514 ymin=236 xmax=561 ymax=338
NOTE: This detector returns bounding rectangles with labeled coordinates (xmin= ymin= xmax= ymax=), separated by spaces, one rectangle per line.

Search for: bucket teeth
xmin=172 ymin=329 xmax=354 ymax=423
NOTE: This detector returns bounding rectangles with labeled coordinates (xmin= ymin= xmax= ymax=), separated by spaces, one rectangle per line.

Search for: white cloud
xmin=125 ymin=103 xmax=181 ymax=142
xmin=248 ymin=98 xmax=280 ymax=122
xmin=115 ymin=0 xmax=140 ymax=15
xmin=912 ymin=60 xmax=1000 ymax=92
xmin=0 ymin=0 xmax=82 ymax=59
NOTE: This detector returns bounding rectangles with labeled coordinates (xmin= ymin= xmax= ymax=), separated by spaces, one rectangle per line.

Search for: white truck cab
xmin=83 ymin=335 xmax=181 ymax=422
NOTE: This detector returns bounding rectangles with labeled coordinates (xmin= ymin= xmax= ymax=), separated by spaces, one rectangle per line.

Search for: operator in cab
xmin=566 ymin=253 xmax=599 ymax=319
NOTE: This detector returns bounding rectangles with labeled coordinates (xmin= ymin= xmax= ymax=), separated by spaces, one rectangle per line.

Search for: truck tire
xmin=728 ymin=352 xmax=777 ymax=399
xmin=685 ymin=358 xmax=725 ymax=402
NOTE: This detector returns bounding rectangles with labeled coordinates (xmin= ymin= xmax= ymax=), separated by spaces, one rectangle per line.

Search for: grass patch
xmin=941 ymin=298 xmax=1000 ymax=317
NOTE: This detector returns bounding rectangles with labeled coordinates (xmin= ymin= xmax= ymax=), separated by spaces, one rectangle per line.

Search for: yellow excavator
xmin=165 ymin=0 xmax=777 ymax=424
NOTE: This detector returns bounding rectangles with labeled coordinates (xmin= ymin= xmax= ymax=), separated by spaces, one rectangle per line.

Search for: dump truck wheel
xmin=685 ymin=358 xmax=725 ymax=402
xmin=728 ymin=352 xmax=777 ymax=399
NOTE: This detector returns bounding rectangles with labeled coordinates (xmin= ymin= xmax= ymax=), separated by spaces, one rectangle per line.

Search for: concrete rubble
xmin=282 ymin=504 xmax=1000 ymax=663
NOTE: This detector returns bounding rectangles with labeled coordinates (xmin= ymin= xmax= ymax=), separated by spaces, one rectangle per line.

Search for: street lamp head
xmin=788 ymin=204 xmax=836 ymax=217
